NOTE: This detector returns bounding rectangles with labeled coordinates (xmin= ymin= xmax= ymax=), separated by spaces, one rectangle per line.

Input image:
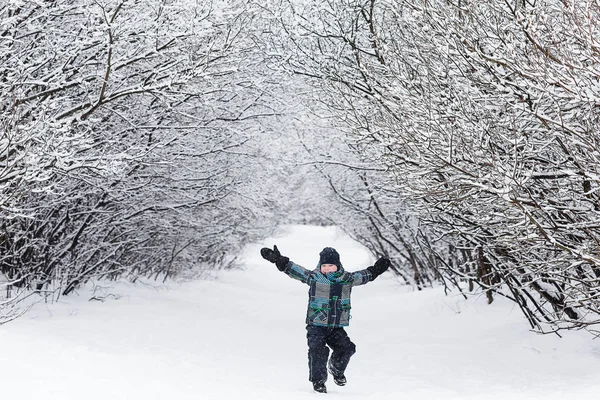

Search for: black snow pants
xmin=306 ymin=325 xmax=356 ymax=383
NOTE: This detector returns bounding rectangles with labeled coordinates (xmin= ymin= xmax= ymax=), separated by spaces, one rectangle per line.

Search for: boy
xmin=260 ymin=245 xmax=391 ymax=393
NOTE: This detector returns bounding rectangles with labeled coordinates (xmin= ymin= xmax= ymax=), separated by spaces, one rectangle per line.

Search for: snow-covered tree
xmin=0 ymin=0 xmax=285 ymax=320
xmin=267 ymin=0 xmax=600 ymax=333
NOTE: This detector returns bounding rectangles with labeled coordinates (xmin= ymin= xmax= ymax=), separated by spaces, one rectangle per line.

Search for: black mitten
xmin=260 ymin=245 xmax=280 ymax=263
xmin=260 ymin=245 xmax=290 ymax=271
xmin=367 ymin=257 xmax=391 ymax=281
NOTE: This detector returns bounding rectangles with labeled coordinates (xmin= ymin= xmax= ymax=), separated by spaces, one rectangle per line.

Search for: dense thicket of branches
xmin=0 ymin=0 xmax=296 ymax=321
xmin=262 ymin=0 xmax=600 ymax=334
xmin=4 ymin=0 xmax=600 ymax=336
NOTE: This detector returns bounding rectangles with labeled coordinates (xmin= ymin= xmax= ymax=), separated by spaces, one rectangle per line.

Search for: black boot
xmin=331 ymin=373 xmax=346 ymax=386
xmin=328 ymin=361 xmax=347 ymax=386
xmin=313 ymin=381 xmax=327 ymax=393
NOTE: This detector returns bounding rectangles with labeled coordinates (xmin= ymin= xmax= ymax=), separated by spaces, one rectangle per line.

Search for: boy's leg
xmin=306 ymin=325 xmax=330 ymax=383
xmin=326 ymin=328 xmax=356 ymax=375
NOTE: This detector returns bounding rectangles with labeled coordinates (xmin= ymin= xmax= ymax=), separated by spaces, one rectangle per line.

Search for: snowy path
xmin=2 ymin=225 xmax=600 ymax=400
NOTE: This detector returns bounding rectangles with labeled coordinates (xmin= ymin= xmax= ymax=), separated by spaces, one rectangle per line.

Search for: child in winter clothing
xmin=260 ymin=245 xmax=391 ymax=393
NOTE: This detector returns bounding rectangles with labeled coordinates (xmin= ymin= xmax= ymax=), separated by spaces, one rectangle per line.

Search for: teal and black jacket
xmin=281 ymin=261 xmax=372 ymax=328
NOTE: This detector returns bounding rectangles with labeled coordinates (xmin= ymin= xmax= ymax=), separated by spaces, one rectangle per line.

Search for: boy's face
xmin=320 ymin=263 xmax=338 ymax=274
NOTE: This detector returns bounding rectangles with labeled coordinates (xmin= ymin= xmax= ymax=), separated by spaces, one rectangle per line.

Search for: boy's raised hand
xmin=260 ymin=245 xmax=290 ymax=271
xmin=261 ymin=245 xmax=281 ymax=263
xmin=367 ymin=257 xmax=391 ymax=280
xmin=373 ymin=257 xmax=391 ymax=274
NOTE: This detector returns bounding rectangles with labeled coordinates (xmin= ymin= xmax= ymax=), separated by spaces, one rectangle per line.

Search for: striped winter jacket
xmin=282 ymin=261 xmax=373 ymax=328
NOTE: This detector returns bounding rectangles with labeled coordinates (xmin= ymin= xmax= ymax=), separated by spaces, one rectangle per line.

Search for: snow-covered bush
xmin=269 ymin=0 xmax=600 ymax=333
xmin=0 ymin=0 xmax=277 ymax=319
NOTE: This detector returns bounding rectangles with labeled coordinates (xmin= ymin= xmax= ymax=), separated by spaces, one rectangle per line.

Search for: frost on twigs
xmin=266 ymin=0 xmax=600 ymax=334
xmin=0 ymin=0 xmax=284 ymax=322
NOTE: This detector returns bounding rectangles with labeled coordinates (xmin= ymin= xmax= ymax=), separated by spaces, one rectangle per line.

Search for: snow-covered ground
xmin=2 ymin=225 xmax=600 ymax=399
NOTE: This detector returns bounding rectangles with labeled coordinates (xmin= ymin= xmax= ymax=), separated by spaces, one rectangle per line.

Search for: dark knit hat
xmin=319 ymin=247 xmax=341 ymax=267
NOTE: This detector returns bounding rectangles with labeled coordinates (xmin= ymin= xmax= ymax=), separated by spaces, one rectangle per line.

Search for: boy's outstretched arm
xmin=260 ymin=245 xmax=311 ymax=284
xmin=353 ymin=257 xmax=391 ymax=286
